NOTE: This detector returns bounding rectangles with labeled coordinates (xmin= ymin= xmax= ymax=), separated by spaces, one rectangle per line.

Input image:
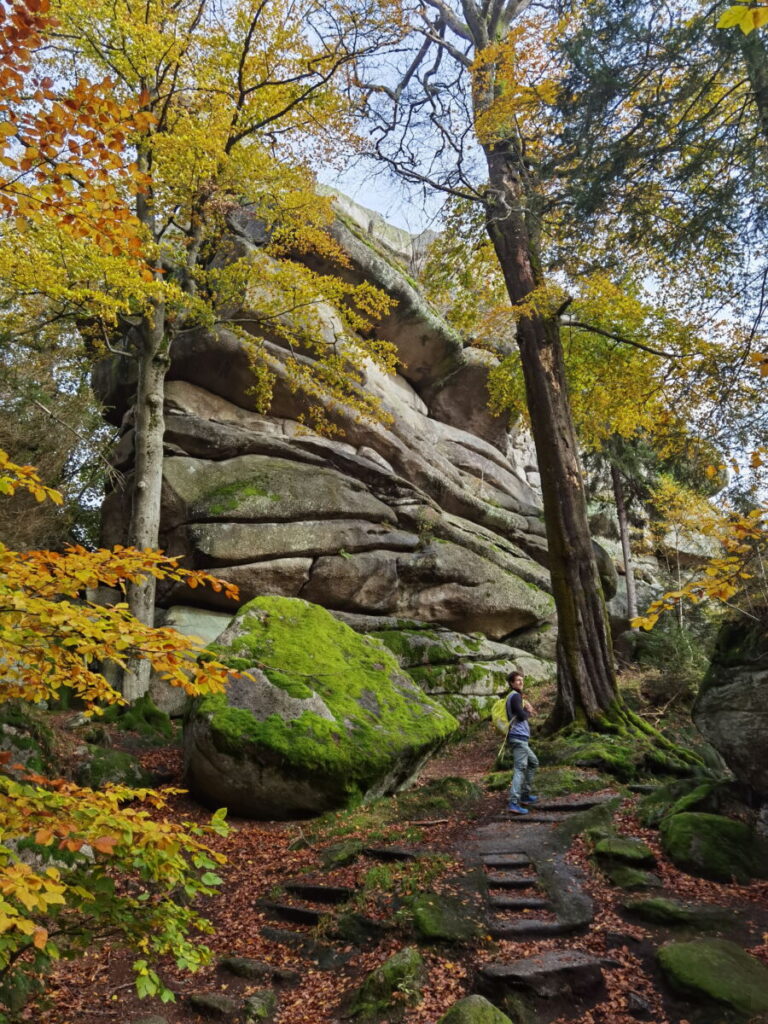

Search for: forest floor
xmin=32 ymin=680 xmax=768 ymax=1024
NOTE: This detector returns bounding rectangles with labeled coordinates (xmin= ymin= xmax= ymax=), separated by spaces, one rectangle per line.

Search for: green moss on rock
xmin=348 ymin=947 xmax=425 ymax=1021
xmin=657 ymin=938 xmax=768 ymax=1016
xmin=436 ymin=995 xmax=515 ymax=1024
xmin=243 ymin=989 xmax=278 ymax=1022
xmin=75 ymin=746 xmax=154 ymax=789
xmin=601 ymin=863 xmax=661 ymax=890
xmin=187 ymin=597 xmax=458 ymax=817
xmin=623 ymin=896 xmax=728 ymax=928
xmin=410 ymin=893 xmax=483 ymax=943
xmin=659 ymin=812 xmax=768 ymax=883
xmin=594 ymin=837 xmax=656 ymax=866
xmin=101 ymin=694 xmax=173 ymax=742
xmin=637 ymin=779 xmax=704 ymax=828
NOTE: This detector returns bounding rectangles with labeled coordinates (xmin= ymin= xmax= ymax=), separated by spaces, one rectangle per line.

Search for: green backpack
xmin=491 ymin=696 xmax=510 ymax=735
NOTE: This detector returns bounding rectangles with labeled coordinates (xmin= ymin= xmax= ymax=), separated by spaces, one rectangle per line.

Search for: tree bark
xmin=124 ymin=306 xmax=170 ymax=701
xmin=611 ymin=460 xmax=638 ymax=624
xmin=482 ymin=143 xmax=617 ymax=729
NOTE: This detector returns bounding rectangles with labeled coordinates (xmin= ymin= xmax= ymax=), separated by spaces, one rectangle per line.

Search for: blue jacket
xmin=506 ymin=690 xmax=531 ymax=740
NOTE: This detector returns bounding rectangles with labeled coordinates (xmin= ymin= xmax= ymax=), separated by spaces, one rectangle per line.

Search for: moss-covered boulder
xmin=410 ymin=893 xmax=484 ymax=943
xmin=623 ymin=896 xmax=728 ymax=928
xmin=593 ymin=837 xmax=656 ymax=866
xmin=600 ymin=863 xmax=661 ymax=890
xmin=657 ymin=938 xmax=768 ymax=1017
xmin=659 ymin=812 xmax=768 ymax=883
xmin=347 ymin=947 xmax=425 ymax=1021
xmin=637 ymin=779 xmax=707 ymax=828
xmin=436 ymin=995 xmax=514 ymax=1024
xmin=0 ymin=701 xmax=53 ymax=777
xmin=75 ymin=746 xmax=154 ymax=789
xmin=183 ymin=597 xmax=458 ymax=817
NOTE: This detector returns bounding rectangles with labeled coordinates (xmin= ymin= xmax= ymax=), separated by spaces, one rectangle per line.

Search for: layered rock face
xmin=693 ymin=614 xmax=768 ymax=802
xmin=96 ymin=194 xmax=559 ymax=718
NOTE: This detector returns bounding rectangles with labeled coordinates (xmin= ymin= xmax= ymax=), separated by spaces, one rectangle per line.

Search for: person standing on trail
xmin=504 ymin=672 xmax=539 ymax=815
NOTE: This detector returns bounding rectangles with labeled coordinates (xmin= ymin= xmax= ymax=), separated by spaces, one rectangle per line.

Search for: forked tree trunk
xmin=482 ymin=144 xmax=618 ymax=729
xmin=124 ymin=310 xmax=170 ymax=701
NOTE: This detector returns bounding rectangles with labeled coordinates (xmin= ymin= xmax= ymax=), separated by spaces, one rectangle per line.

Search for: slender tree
xmin=0 ymin=0 xmax=399 ymax=698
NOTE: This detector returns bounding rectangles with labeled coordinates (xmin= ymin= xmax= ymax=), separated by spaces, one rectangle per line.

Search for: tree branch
xmin=560 ymin=318 xmax=679 ymax=359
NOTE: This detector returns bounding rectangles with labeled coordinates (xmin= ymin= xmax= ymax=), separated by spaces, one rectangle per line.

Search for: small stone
xmin=626 ymin=991 xmax=654 ymax=1019
xmin=243 ymin=988 xmax=278 ymax=1022
xmin=129 ymin=1016 xmax=169 ymax=1024
xmin=188 ymin=992 xmax=240 ymax=1017
xmin=436 ymin=994 xmax=515 ymax=1023
xmin=623 ymin=896 xmax=727 ymax=928
xmin=218 ymin=956 xmax=272 ymax=980
xmin=321 ymin=838 xmax=364 ymax=869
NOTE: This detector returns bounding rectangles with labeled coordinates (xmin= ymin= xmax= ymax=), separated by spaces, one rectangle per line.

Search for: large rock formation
xmin=95 ymin=194 xmax=561 ymax=720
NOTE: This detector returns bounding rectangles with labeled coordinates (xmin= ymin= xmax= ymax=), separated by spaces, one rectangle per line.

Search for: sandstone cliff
xmin=95 ymin=194 xmax=572 ymax=716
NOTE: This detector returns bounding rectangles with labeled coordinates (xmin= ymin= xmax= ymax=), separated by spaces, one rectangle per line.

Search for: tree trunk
xmin=124 ymin=307 xmax=169 ymax=701
xmin=482 ymin=144 xmax=617 ymax=729
xmin=610 ymin=460 xmax=638 ymax=624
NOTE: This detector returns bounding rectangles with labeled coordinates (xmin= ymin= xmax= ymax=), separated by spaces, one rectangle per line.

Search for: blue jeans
xmin=507 ymin=739 xmax=539 ymax=804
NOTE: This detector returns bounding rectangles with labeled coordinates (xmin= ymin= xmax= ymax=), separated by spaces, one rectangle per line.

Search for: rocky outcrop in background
xmin=693 ymin=613 xmax=768 ymax=809
xmin=95 ymin=194 xmax=563 ymax=720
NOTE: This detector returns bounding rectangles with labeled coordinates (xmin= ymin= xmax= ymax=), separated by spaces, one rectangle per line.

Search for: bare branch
xmin=423 ymin=0 xmax=473 ymax=41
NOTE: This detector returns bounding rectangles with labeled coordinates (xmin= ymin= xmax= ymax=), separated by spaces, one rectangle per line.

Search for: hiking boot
xmin=521 ymin=795 xmax=539 ymax=804
xmin=506 ymin=803 xmax=529 ymax=815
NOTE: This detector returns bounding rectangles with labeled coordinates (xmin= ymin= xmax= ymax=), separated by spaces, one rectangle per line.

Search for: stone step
xmin=531 ymin=796 xmax=616 ymax=812
xmin=490 ymin=814 xmax=565 ymax=824
xmin=261 ymin=901 xmax=326 ymax=926
xmin=488 ymin=918 xmax=577 ymax=939
xmin=479 ymin=951 xmax=605 ymax=997
xmin=488 ymin=895 xmax=551 ymax=911
xmin=485 ymin=872 xmax=538 ymax=890
xmin=284 ymin=882 xmax=354 ymax=904
xmin=259 ymin=927 xmax=350 ymax=970
xmin=482 ymin=854 xmax=532 ymax=869
xmin=363 ymin=845 xmax=424 ymax=862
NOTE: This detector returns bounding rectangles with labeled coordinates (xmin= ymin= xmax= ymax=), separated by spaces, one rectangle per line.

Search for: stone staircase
xmin=471 ymin=795 xmax=619 ymax=941
xmin=255 ymin=796 xmax=622 ymax=1013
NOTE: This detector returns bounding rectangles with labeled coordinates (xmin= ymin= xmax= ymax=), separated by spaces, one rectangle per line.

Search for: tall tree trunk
xmin=610 ymin=460 xmax=638 ymax=624
xmin=124 ymin=306 xmax=169 ymax=701
xmin=482 ymin=143 xmax=617 ymax=729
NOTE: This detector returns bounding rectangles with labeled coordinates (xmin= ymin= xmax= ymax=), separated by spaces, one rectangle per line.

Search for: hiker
xmin=503 ymin=671 xmax=539 ymax=815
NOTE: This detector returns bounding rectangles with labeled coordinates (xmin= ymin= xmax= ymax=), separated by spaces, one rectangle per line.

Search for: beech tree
xmin=0 ymin=0 xmax=399 ymax=698
xmin=0 ymin=450 xmax=242 ymax=1014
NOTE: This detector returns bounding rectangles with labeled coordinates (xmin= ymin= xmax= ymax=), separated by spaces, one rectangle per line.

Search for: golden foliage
xmin=0 ymin=452 xmax=239 ymax=1008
